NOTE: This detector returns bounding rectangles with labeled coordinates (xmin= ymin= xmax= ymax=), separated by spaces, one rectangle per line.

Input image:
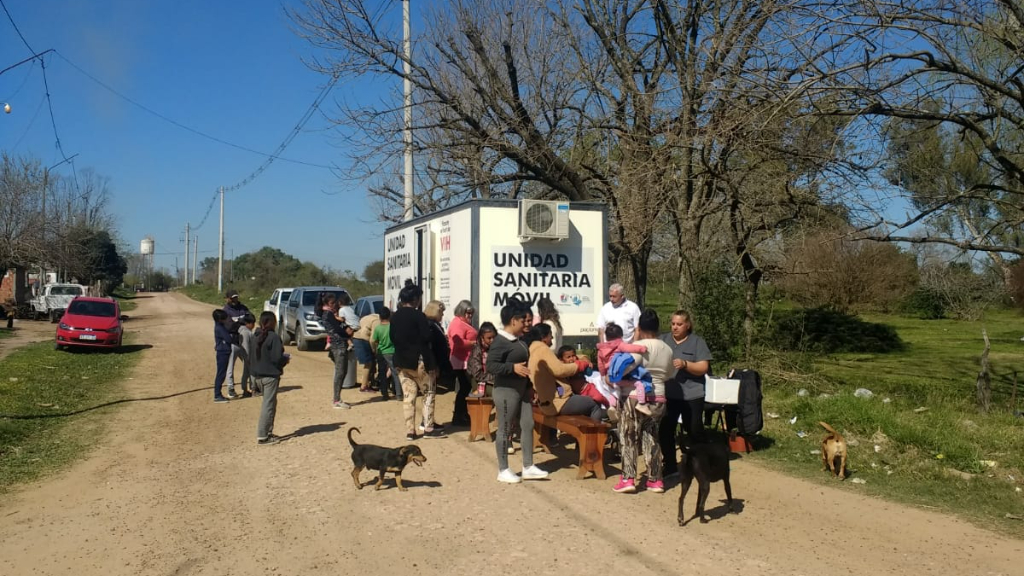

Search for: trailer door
xmin=415 ymin=224 xmax=434 ymax=302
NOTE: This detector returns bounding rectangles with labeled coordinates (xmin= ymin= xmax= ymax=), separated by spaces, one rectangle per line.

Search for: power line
xmin=192 ymin=191 xmax=219 ymax=233
xmin=40 ymin=56 xmax=78 ymax=192
xmin=11 ymin=94 xmax=44 ymax=150
xmin=192 ymin=75 xmax=339 ymax=233
xmin=0 ymin=0 xmax=35 ymax=53
xmin=1 ymin=1 xmax=78 ymax=192
xmin=53 ymin=51 xmax=335 ymax=170
xmin=223 ymin=75 xmax=339 ymax=192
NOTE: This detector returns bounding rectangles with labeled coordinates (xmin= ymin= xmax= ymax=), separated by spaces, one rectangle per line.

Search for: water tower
xmin=140 ymin=236 xmax=155 ymax=289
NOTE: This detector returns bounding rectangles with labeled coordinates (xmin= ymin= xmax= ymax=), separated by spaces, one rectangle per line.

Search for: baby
xmin=597 ymin=322 xmax=651 ymax=412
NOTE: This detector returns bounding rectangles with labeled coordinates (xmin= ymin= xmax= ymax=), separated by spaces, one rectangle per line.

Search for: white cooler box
xmin=705 ymin=377 xmax=741 ymax=405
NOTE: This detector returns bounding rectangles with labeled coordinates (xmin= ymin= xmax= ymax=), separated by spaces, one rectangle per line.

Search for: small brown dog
xmin=349 ymin=428 xmax=427 ymax=491
xmin=819 ymin=422 xmax=848 ymax=480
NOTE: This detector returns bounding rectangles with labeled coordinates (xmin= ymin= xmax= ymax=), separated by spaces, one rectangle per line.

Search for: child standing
xmin=237 ymin=313 xmax=256 ymax=398
xmin=371 ymin=307 xmax=400 ymax=401
xmin=212 ymin=309 xmax=232 ymax=404
xmin=251 ymin=311 xmax=290 ymax=445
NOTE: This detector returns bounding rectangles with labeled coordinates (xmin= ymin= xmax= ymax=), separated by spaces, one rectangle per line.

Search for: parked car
xmin=32 ymin=283 xmax=87 ymax=322
xmin=55 ymin=296 xmax=126 ymax=350
xmin=354 ymin=295 xmax=384 ymax=318
xmin=263 ymin=287 xmax=294 ymax=330
xmin=280 ymin=286 xmax=351 ymax=351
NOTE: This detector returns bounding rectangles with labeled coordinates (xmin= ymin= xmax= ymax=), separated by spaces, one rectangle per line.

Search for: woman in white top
xmin=537 ymin=297 xmax=563 ymax=351
xmin=612 ymin=308 xmax=674 ymax=494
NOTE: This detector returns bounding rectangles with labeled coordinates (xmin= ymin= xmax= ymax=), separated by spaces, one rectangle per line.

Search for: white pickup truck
xmin=32 ymin=283 xmax=87 ymax=322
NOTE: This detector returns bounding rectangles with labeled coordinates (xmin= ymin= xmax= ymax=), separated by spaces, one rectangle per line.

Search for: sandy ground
xmin=0 ymin=292 xmax=1020 ymax=576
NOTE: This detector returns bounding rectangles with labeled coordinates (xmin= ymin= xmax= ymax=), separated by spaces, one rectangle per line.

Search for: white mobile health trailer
xmin=383 ymin=199 xmax=608 ymax=337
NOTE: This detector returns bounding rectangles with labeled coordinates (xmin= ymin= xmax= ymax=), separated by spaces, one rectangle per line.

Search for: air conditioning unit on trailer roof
xmin=518 ymin=200 xmax=570 ymax=240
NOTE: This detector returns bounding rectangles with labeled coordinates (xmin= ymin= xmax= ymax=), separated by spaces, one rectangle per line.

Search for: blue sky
xmin=1 ymin=0 xmax=400 ymax=276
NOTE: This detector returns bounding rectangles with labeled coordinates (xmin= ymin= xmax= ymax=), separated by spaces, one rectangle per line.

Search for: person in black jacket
xmin=390 ymin=282 xmax=444 ymax=440
xmin=319 ymin=293 xmax=355 ymax=409
xmin=222 ymin=289 xmax=252 ymax=398
xmin=424 ymin=300 xmax=453 ymax=426
xmin=211 ymin=309 xmax=232 ymax=404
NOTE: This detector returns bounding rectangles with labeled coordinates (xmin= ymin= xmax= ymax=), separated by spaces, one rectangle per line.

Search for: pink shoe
xmin=612 ymin=476 xmax=636 ymax=493
xmin=646 ymin=479 xmax=665 ymax=493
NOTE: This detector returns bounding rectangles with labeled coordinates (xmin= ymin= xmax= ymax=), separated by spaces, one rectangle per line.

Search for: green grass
xmin=179 ymin=284 xmax=264 ymax=313
xmin=111 ymin=288 xmax=139 ymax=312
xmin=0 ymin=337 xmax=141 ymax=492
xmin=747 ymin=308 xmax=1024 ymax=537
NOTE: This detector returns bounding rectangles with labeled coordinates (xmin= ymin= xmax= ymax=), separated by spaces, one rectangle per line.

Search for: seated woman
xmin=526 ymin=324 xmax=589 ymax=416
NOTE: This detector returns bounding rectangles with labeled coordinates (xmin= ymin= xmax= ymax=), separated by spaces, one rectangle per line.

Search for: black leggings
xmin=659 ymin=397 xmax=707 ymax=473
xmin=452 ymin=369 xmax=471 ymax=420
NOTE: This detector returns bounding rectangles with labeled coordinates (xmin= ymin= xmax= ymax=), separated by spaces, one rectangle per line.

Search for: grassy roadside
xmin=745 ymin=309 xmax=1024 ymax=537
xmin=179 ymin=284 xmax=263 ymax=312
xmin=111 ymin=288 xmax=139 ymax=313
xmin=0 ymin=337 xmax=141 ymax=493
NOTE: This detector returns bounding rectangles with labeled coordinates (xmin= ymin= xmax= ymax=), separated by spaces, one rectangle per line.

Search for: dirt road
xmin=0 ymin=293 xmax=1019 ymax=575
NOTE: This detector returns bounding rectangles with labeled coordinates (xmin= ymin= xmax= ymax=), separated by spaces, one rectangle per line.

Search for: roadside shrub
xmin=899 ymin=287 xmax=946 ymax=319
xmin=764 ymin=307 xmax=905 ymax=353
xmin=918 ymin=260 xmax=1000 ymax=320
xmin=777 ymin=230 xmax=918 ymax=313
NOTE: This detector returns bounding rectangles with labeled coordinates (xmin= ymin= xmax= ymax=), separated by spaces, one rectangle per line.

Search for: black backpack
xmin=730 ymin=368 xmax=763 ymax=435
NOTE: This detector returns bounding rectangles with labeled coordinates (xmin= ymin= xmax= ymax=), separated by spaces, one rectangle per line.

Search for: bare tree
xmin=0 ymin=154 xmax=46 ymax=270
xmin=831 ymin=1 xmax=1024 ymax=284
xmin=292 ymin=0 xmax=863 ymax=311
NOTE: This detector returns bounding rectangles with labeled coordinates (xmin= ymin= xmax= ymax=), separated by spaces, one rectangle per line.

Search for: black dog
xmin=349 ymin=427 xmax=427 ymax=491
xmin=677 ymin=442 xmax=734 ymax=526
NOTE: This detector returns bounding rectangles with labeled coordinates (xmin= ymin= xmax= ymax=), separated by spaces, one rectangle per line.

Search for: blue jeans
xmin=380 ymin=354 xmax=402 ymax=399
xmin=213 ymin=350 xmax=229 ymax=399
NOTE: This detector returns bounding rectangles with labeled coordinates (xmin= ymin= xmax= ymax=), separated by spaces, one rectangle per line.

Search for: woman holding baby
xmin=612 ymin=309 xmax=675 ymax=494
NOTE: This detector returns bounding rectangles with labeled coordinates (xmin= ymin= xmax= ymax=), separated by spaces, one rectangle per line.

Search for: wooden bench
xmin=532 ymin=406 xmax=612 ymax=480
xmin=466 ymin=396 xmax=495 ymax=442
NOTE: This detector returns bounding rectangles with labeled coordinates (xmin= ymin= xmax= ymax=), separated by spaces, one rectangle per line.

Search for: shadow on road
xmin=0 ymin=386 xmax=208 ymax=420
xmin=281 ymin=421 xmax=346 ymax=440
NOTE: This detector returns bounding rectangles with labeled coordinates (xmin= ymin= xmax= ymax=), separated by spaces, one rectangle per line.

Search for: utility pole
xmin=217 ymin=186 xmax=224 ymax=293
xmin=184 ymin=222 xmax=190 ymax=286
xmin=402 ymin=0 xmax=414 ymax=222
xmin=193 ymin=236 xmax=198 ymax=286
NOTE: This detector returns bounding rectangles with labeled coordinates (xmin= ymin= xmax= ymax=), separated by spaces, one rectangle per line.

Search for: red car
xmin=55 ymin=296 xmax=125 ymax=350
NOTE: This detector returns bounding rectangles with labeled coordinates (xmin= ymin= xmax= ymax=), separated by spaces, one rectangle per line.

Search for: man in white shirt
xmin=596 ymin=283 xmax=642 ymax=343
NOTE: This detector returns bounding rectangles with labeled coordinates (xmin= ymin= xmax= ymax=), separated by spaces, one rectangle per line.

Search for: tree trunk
xmin=743 ymin=274 xmax=759 ymax=362
xmin=976 ymin=328 xmax=992 ymax=413
xmin=610 ymin=249 xmax=650 ymax=310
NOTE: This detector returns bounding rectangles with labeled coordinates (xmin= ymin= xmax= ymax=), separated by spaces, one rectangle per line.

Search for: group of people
xmin=211 ymin=290 xmax=290 ymax=445
xmin=209 ymin=281 xmax=716 ymax=492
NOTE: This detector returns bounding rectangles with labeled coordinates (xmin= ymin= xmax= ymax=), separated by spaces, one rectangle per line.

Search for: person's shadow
xmin=280 ymin=421 xmax=345 ymax=440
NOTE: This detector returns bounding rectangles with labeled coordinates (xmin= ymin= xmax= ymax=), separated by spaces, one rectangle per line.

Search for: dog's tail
xmin=348 ymin=427 xmax=361 ymax=448
xmin=819 ymin=421 xmax=839 ymax=435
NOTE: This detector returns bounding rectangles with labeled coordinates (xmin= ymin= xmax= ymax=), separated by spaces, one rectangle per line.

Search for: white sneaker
xmin=521 ymin=465 xmax=549 ymax=480
xmin=497 ymin=469 xmax=522 ymax=484
xmin=507 ymin=445 xmax=515 ymax=455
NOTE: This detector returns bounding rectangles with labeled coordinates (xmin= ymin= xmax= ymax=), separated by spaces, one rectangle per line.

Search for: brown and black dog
xmin=819 ymin=421 xmax=848 ymax=480
xmin=677 ymin=442 xmax=734 ymax=526
xmin=349 ymin=427 xmax=427 ymax=491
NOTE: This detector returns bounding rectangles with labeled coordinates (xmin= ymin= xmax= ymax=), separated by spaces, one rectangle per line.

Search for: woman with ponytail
xmin=251 ymin=311 xmax=290 ymax=445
